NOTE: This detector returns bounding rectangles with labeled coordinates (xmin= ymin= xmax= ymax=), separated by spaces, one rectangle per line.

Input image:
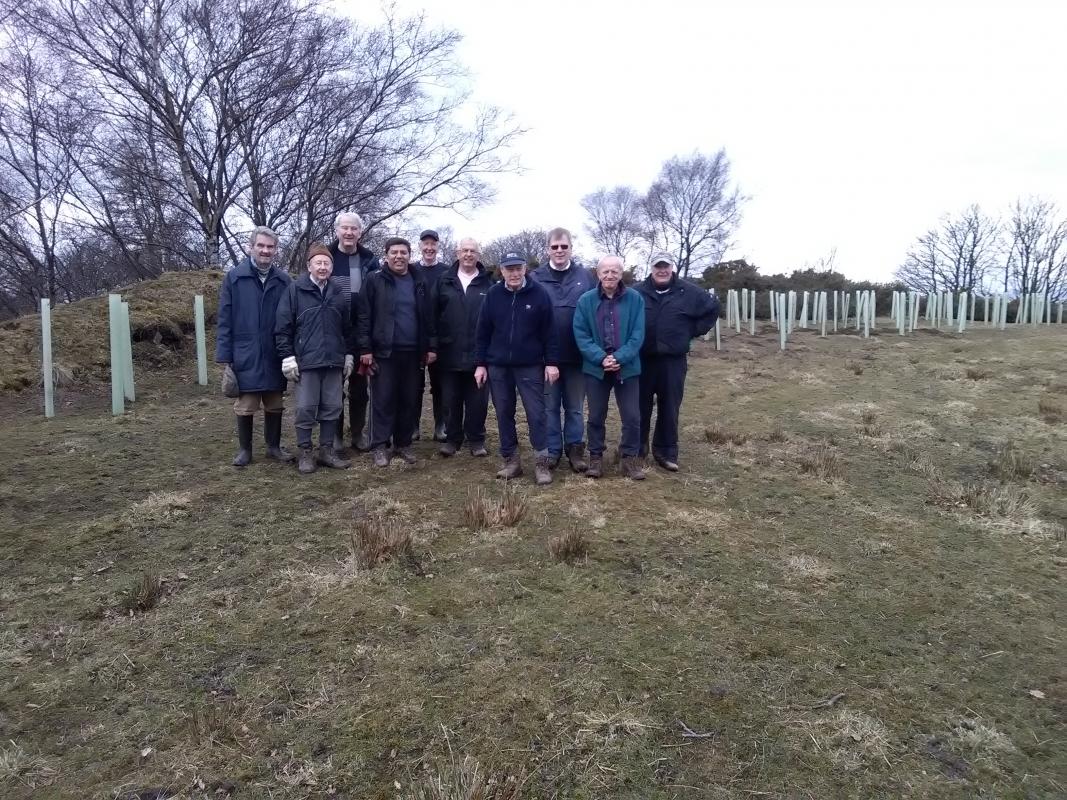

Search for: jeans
xmin=369 ymin=351 xmax=422 ymax=450
xmin=639 ymin=354 xmax=688 ymax=461
xmin=440 ymin=369 xmax=489 ymax=445
xmin=294 ymin=368 xmax=343 ymax=448
xmin=544 ymin=363 xmax=585 ymax=456
xmin=585 ymin=372 xmax=641 ymax=458
xmin=487 ymin=364 xmax=547 ymax=457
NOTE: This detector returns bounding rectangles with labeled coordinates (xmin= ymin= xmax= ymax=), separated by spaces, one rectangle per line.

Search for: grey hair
xmin=597 ymin=255 xmax=625 ymax=271
xmin=334 ymin=211 xmax=363 ymax=229
xmin=249 ymin=225 xmax=279 ymax=246
xmin=546 ymin=227 xmax=572 ymax=245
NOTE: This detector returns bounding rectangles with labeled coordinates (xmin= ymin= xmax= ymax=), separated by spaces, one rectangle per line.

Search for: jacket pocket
xmin=233 ymin=337 xmax=256 ymax=371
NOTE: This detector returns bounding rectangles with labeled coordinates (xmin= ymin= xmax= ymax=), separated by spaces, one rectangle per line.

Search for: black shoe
xmin=433 ymin=423 xmax=448 ymax=442
xmin=439 ymin=442 xmax=458 ymax=457
xmin=469 ymin=443 xmax=488 ymax=457
xmin=233 ymin=416 xmax=253 ymax=467
xmin=297 ymin=447 xmax=317 ymax=474
xmin=654 ymin=455 xmax=680 ymax=472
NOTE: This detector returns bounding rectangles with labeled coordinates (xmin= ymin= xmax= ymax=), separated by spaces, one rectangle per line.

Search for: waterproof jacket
xmin=215 ymin=257 xmax=291 ymax=393
xmin=356 ymin=266 xmax=430 ymax=359
xmin=274 ymin=274 xmax=353 ymax=370
xmin=573 ymin=284 xmax=646 ymax=381
xmin=474 ymin=278 xmax=559 ymax=368
xmin=529 ymin=261 xmax=597 ymax=365
xmin=428 ymin=262 xmax=495 ymax=371
xmin=634 ymin=275 xmax=719 ymax=356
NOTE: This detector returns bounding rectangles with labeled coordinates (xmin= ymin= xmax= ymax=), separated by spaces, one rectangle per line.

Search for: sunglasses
xmin=549 ymin=244 xmax=570 ymax=251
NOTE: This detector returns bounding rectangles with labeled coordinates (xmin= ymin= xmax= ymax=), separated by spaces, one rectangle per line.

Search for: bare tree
xmin=895 ymin=205 xmax=1000 ymax=293
xmin=482 ymin=229 xmax=549 ymax=268
xmin=580 ymin=185 xmax=646 ymax=265
xmin=1004 ymin=197 xmax=1067 ymax=299
xmin=643 ymin=150 xmax=745 ymax=278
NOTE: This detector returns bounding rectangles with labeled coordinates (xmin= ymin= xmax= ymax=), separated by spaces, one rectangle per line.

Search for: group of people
xmin=215 ymin=216 xmax=720 ymax=483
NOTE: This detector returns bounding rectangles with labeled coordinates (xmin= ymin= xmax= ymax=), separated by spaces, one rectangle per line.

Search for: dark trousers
xmin=440 ymin=369 xmax=489 ymax=446
xmin=487 ymin=364 xmax=547 ymax=457
xmin=338 ymin=372 xmax=369 ymax=444
xmin=585 ymin=372 xmax=641 ymax=458
xmin=415 ymin=362 xmax=445 ymax=434
xmin=369 ymin=351 xmax=422 ymax=450
xmin=639 ymin=354 xmax=687 ymax=461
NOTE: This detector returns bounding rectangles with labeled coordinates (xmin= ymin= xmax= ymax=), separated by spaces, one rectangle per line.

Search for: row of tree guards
xmin=706 ymin=288 xmax=1065 ymax=350
xmin=33 ymin=289 xmax=1065 ymax=418
xmin=37 ymin=294 xmax=209 ymax=418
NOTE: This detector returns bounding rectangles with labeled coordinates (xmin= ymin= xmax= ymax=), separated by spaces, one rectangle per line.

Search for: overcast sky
xmin=342 ymin=0 xmax=1067 ymax=281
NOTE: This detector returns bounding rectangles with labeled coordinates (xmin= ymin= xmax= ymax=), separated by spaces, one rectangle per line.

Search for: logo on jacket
xmin=525 ymin=304 xmax=532 ymax=310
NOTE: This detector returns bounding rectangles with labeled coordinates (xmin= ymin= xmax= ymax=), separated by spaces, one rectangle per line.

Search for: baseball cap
xmin=650 ymin=251 xmax=676 ymax=267
xmin=499 ymin=252 xmax=526 ymax=268
xmin=419 ymin=229 xmax=439 ymax=241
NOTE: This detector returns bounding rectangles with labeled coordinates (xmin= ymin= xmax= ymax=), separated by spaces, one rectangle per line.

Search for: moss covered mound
xmin=0 ymin=271 xmax=223 ymax=392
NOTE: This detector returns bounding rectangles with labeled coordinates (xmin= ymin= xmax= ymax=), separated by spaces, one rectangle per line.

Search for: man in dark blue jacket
xmin=357 ymin=237 xmax=432 ymax=467
xmin=530 ymin=227 xmax=596 ymax=473
xmin=428 ymin=237 xmax=493 ymax=458
xmin=215 ymin=226 xmax=293 ymax=467
xmin=329 ymin=211 xmax=378 ymax=454
xmin=634 ymin=252 xmax=720 ymax=471
xmin=474 ymin=252 xmax=560 ymax=485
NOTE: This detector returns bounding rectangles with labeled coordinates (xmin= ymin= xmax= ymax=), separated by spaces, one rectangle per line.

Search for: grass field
xmin=1 ymin=320 xmax=1065 ymax=799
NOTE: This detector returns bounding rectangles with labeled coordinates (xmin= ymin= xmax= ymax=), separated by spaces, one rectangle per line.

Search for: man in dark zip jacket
xmin=215 ymin=226 xmax=294 ymax=467
xmin=329 ymin=211 xmax=378 ymax=454
xmin=356 ymin=237 xmax=432 ymax=467
xmin=474 ymin=252 xmax=559 ymax=486
xmin=633 ymin=252 xmax=720 ymax=471
xmin=427 ymin=237 xmax=494 ymax=458
xmin=412 ymin=229 xmax=448 ymax=442
xmin=530 ymin=226 xmax=596 ymax=473
xmin=274 ymin=244 xmax=355 ymax=474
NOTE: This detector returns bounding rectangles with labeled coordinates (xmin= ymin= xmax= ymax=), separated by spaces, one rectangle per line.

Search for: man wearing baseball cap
xmin=474 ymin=252 xmax=559 ymax=485
xmin=633 ymin=251 xmax=719 ymax=471
xmin=412 ymin=229 xmax=448 ymax=442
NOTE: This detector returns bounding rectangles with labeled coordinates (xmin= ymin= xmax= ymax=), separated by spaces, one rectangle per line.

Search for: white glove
xmin=282 ymin=356 xmax=300 ymax=382
xmin=343 ymin=354 xmax=355 ymax=379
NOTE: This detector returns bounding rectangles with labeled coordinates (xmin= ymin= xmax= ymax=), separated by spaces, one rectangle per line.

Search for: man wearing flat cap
xmin=633 ymin=251 xmax=719 ymax=471
xmin=412 ymin=228 xmax=447 ymax=442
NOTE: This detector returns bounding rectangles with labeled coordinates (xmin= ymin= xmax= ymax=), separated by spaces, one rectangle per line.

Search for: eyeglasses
xmin=549 ymin=244 xmax=570 ymax=251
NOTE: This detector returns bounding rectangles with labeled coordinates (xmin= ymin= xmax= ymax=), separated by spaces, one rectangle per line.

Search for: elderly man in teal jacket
xmin=572 ymin=255 xmax=646 ymax=480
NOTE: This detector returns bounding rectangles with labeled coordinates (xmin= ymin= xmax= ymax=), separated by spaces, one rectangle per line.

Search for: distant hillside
xmin=0 ymin=271 xmax=223 ymax=393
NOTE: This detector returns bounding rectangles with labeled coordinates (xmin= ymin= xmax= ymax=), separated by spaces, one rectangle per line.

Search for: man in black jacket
xmin=329 ymin=211 xmax=378 ymax=454
xmin=428 ymin=237 xmax=494 ymax=458
xmin=634 ymin=252 xmax=719 ymax=471
xmin=412 ymin=229 xmax=448 ymax=442
xmin=357 ymin=237 xmax=432 ymax=467
xmin=474 ymin=252 xmax=560 ymax=485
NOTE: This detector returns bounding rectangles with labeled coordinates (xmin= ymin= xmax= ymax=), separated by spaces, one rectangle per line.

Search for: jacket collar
xmin=296 ymin=272 xmax=337 ymax=295
xmin=598 ymin=282 xmax=627 ymax=301
xmin=446 ymin=261 xmax=487 ymax=283
xmin=234 ymin=257 xmax=285 ymax=284
xmin=642 ymin=274 xmax=678 ymax=293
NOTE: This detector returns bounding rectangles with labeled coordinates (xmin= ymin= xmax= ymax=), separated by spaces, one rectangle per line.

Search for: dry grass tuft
xmin=845 ymin=360 xmax=864 ymax=375
xmin=887 ymin=439 xmax=911 ymax=456
xmin=0 ymin=740 xmax=56 ymax=788
xmin=932 ymin=480 xmax=1036 ymax=519
xmin=402 ymin=754 xmax=524 ymax=800
xmin=988 ymin=441 xmax=1034 ymax=482
xmin=464 ymin=485 xmax=527 ymax=529
xmin=352 ymin=516 xmax=414 ymax=569
xmin=965 ymin=367 xmax=993 ymax=380
xmin=127 ymin=490 xmax=193 ymax=524
xmin=951 ymin=718 xmax=1017 ymax=753
xmin=704 ymin=424 xmax=747 ymax=445
xmin=785 ymin=554 xmax=831 ymax=580
xmin=767 ymin=421 xmax=786 ymax=442
xmin=860 ymin=409 xmax=877 ymax=425
xmin=548 ymin=527 xmax=590 ymax=565
xmin=1038 ymin=396 xmax=1064 ymax=422
xmin=799 ymin=445 xmax=840 ymax=480
xmin=121 ymin=571 xmax=162 ymax=613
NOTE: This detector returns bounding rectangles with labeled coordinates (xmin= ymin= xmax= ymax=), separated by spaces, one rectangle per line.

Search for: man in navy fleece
xmin=474 ymin=252 xmax=560 ymax=486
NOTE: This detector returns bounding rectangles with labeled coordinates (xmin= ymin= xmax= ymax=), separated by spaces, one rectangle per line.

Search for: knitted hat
xmin=307 ymin=243 xmax=333 ymax=262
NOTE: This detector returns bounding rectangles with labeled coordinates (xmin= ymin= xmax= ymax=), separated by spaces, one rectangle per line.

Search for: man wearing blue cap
xmin=412 ymin=229 xmax=447 ymax=442
xmin=474 ymin=252 xmax=559 ymax=485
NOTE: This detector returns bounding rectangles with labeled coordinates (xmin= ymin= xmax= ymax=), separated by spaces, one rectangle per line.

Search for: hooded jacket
xmin=428 ymin=261 xmax=495 ymax=371
xmin=215 ymin=257 xmax=291 ymax=393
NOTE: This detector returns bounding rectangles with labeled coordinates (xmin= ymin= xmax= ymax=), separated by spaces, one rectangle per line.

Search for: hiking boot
xmin=586 ymin=454 xmax=604 ymax=479
xmin=317 ymin=446 xmax=351 ymax=470
xmin=297 ymin=446 xmax=317 ymax=474
xmin=398 ymin=446 xmax=417 ymax=465
xmin=232 ymin=415 xmax=253 ymax=467
xmin=333 ymin=435 xmax=347 ymax=456
xmin=469 ymin=443 xmax=488 ymax=458
xmin=534 ymin=455 xmax=553 ymax=486
xmin=352 ymin=431 xmax=371 ymax=452
xmin=264 ymin=412 xmax=294 ymax=463
xmin=547 ymin=454 xmax=561 ymax=470
xmin=372 ymin=447 xmax=391 ymax=468
xmin=565 ymin=443 xmax=588 ymax=473
xmin=496 ymin=454 xmax=522 ymax=480
xmin=622 ymin=456 xmax=646 ymax=481
xmin=433 ymin=422 xmax=447 ymax=442
xmin=438 ymin=442 xmax=458 ymax=457
xmin=654 ymin=455 xmax=679 ymax=472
